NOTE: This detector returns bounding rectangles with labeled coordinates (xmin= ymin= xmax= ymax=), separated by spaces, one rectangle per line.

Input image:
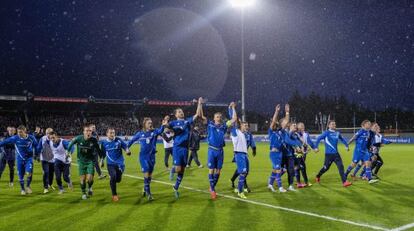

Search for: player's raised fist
xmin=275 ymin=104 xmax=281 ymax=112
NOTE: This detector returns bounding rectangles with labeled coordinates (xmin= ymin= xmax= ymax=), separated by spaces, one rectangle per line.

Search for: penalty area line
xmin=72 ymin=164 xmax=388 ymax=230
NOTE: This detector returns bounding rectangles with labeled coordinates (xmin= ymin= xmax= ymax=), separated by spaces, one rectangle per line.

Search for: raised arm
xmin=198 ymin=97 xmax=208 ymax=125
xmin=227 ymin=102 xmax=237 ymax=126
xmin=154 ymin=116 xmax=169 ymax=136
xmin=270 ymin=104 xmax=280 ymax=130
xmin=193 ymin=97 xmax=203 ymax=121
xmin=284 ymin=104 xmax=290 ymax=122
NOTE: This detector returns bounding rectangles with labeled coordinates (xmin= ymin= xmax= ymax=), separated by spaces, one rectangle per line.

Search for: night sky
xmin=1 ymin=0 xmax=413 ymax=113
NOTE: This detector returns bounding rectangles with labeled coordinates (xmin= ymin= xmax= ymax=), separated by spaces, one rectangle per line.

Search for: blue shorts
xmin=17 ymin=157 xmax=33 ymax=176
xmin=140 ymin=155 xmax=155 ymax=173
xmin=270 ymin=151 xmax=282 ymax=170
xmin=234 ymin=152 xmax=248 ymax=174
xmin=207 ymin=147 xmax=224 ymax=169
xmin=173 ymin=146 xmax=188 ymax=167
xmin=352 ymin=150 xmax=371 ymax=163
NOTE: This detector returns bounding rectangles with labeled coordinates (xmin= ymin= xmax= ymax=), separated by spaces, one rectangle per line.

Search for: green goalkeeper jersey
xmin=67 ymin=135 xmax=102 ymax=162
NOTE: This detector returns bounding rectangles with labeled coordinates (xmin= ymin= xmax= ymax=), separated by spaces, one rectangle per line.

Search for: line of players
xmin=0 ymin=99 xmax=392 ymax=201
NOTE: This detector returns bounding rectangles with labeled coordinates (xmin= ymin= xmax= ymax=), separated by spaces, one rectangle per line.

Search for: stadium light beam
xmin=228 ymin=0 xmax=256 ymax=121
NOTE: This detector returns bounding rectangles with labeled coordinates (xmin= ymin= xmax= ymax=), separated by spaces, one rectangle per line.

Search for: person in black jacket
xmin=187 ymin=126 xmax=205 ymax=168
xmin=162 ymin=128 xmax=174 ymax=170
xmin=0 ymin=126 xmax=17 ymax=187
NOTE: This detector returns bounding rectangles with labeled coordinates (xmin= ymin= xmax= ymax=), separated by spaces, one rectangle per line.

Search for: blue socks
xmin=26 ymin=175 xmax=32 ymax=187
xmin=144 ymin=177 xmax=151 ymax=195
xmin=238 ymin=174 xmax=245 ymax=193
xmin=213 ymin=173 xmax=220 ymax=186
xmin=276 ymin=172 xmax=282 ymax=188
xmin=365 ymin=167 xmax=372 ymax=180
xmin=268 ymin=172 xmax=277 ymax=186
xmin=208 ymin=174 xmax=215 ymax=191
xmin=174 ymin=173 xmax=183 ymax=190
xmin=19 ymin=179 xmax=25 ymax=191
xmin=353 ymin=164 xmax=362 ymax=176
xmin=344 ymin=165 xmax=353 ymax=177
xmin=360 ymin=166 xmax=366 ymax=177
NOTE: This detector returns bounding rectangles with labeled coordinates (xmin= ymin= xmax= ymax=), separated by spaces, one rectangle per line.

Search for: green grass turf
xmin=0 ymin=143 xmax=413 ymax=231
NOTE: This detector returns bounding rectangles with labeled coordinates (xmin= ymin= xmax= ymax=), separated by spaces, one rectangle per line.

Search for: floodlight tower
xmin=229 ymin=0 xmax=255 ymax=122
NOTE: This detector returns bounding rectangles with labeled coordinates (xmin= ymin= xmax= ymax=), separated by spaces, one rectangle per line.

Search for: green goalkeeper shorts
xmin=77 ymin=160 xmax=95 ymax=176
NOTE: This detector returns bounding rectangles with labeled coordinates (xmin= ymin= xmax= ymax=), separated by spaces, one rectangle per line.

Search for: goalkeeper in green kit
xmin=66 ymin=125 xmax=103 ymax=200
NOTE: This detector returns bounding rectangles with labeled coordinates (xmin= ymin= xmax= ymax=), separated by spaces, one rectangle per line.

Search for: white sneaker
xmin=81 ymin=194 xmax=88 ymax=200
xmin=43 ymin=188 xmax=49 ymax=194
xmin=237 ymin=192 xmax=247 ymax=199
xmin=26 ymin=187 xmax=33 ymax=194
xmin=9 ymin=182 xmax=14 ymax=187
xmin=21 ymin=190 xmax=26 ymax=195
xmin=279 ymin=187 xmax=287 ymax=193
xmin=234 ymin=188 xmax=239 ymax=194
xmin=267 ymin=185 xmax=276 ymax=192
xmin=186 ymin=165 xmax=190 ymax=168
xmin=368 ymin=179 xmax=379 ymax=184
xmin=58 ymin=189 xmax=65 ymax=195
xmin=287 ymin=185 xmax=296 ymax=192
xmin=198 ymin=165 xmax=204 ymax=168
xmin=98 ymin=174 xmax=107 ymax=180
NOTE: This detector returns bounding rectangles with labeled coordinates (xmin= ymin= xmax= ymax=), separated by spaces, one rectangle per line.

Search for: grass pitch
xmin=0 ymin=143 xmax=413 ymax=231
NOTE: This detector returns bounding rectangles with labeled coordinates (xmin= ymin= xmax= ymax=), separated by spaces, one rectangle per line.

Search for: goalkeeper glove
xmin=294 ymin=153 xmax=304 ymax=158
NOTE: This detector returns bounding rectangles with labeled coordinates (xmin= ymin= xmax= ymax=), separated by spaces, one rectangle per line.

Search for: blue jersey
xmin=168 ymin=117 xmax=194 ymax=147
xmin=354 ymin=129 xmax=371 ymax=152
xmin=367 ymin=130 xmax=375 ymax=150
xmin=315 ymin=130 xmax=348 ymax=154
xmin=298 ymin=131 xmax=316 ymax=153
xmin=101 ymin=137 xmax=128 ymax=166
xmin=280 ymin=129 xmax=301 ymax=157
xmin=268 ymin=128 xmax=283 ymax=151
xmin=207 ymin=120 xmax=227 ymax=148
xmin=0 ymin=134 xmax=38 ymax=160
xmin=128 ymin=126 xmax=164 ymax=157
xmin=244 ymin=131 xmax=256 ymax=150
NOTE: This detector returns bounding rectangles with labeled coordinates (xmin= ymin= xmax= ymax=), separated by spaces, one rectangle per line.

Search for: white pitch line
xmin=71 ymin=163 xmax=389 ymax=230
xmin=119 ymin=172 xmax=388 ymax=231
xmin=390 ymin=222 xmax=414 ymax=231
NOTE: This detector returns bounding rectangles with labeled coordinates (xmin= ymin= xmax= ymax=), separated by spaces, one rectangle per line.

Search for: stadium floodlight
xmin=229 ymin=0 xmax=255 ymax=8
xmin=228 ymin=0 xmax=256 ymax=121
